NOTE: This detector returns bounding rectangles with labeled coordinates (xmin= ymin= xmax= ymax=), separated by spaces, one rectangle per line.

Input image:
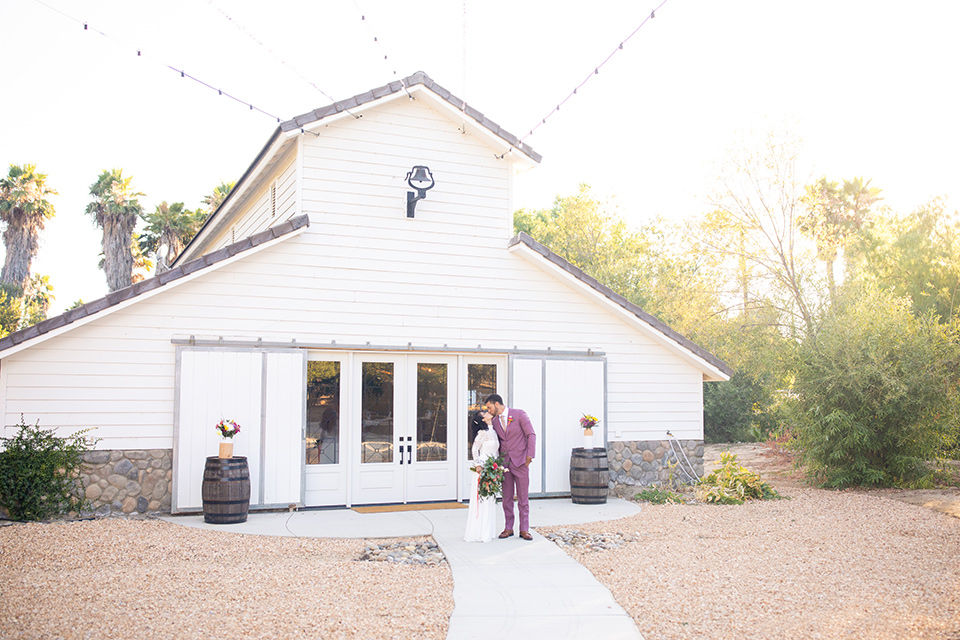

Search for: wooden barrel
xmin=569 ymin=447 xmax=609 ymax=504
xmin=202 ymin=456 xmax=251 ymax=524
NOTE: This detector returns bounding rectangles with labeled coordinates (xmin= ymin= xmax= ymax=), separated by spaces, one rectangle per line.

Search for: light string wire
xmin=30 ymin=0 xmax=287 ymax=124
xmin=351 ymin=0 xmax=410 ymax=97
xmin=498 ymin=0 xmax=670 ymax=158
xmin=206 ymin=0 xmax=360 ymax=119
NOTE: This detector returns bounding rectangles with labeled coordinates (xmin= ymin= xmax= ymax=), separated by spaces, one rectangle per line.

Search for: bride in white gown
xmin=464 ymin=410 xmax=500 ymax=542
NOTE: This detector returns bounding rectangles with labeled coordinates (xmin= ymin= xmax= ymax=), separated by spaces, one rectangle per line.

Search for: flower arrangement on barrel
xmin=579 ymin=414 xmax=599 ymax=432
xmin=580 ymin=414 xmax=600 ymax=448
xmin=215 ymin=419 xmax=241 ymax=458
xmin=477 ymin=455 xmax=506 ymax=499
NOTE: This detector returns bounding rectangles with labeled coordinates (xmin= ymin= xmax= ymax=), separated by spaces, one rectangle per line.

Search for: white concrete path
xmin=163 ymin=498 xmax=645 ymax=640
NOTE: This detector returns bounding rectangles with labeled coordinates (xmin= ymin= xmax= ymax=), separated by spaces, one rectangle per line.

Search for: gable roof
xmin=508 ymin=232 xmax=733 ymax=380
xmin=282 ymin=71 xmax=542 ymax=163
xmin=0 ymin=215 xmax=310 ymax=356
xmin=177 ymin=71 xmax=539 ymax=264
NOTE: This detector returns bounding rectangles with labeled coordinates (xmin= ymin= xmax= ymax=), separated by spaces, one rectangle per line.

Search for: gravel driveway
xmin=540 ymin=443 xmax=960 ymax=640
xmin=2 ymin=443 xmax=958 ymax=640
xmin=0 ymin=519 xmax=453 ymax=640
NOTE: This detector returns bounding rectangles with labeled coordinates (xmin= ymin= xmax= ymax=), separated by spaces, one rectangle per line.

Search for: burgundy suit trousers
xmin=502 ymin=460 xmax=530 ymax=532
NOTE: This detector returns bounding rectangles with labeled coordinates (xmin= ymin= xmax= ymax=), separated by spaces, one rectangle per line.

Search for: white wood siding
xmin=0 ymin=96 xmax=706 ymax=449
xmin=202 ymin=147 xmax=299 ymax=252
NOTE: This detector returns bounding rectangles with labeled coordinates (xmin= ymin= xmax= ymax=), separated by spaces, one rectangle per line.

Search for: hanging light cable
xmin=206 ymin=0 xmax=360 ymax=119
xmin=497 ymin=0 xmax=670 ymax=158
xmin=30 ymin=0 xmax=287 ymax=124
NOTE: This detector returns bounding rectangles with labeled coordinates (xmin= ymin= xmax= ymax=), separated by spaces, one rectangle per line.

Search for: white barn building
xmin=0 ymin=73 xmax=730 ymax=515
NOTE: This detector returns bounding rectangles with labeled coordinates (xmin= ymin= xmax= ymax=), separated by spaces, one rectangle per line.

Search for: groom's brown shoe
xmin=498 ymin=529 xmax=514 ymax=539
xmin=519 ymin=531 xmax=533 ymax=541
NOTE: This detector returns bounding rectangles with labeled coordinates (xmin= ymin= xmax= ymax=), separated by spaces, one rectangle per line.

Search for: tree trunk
xmin=1 ymin=221 xmax=40 ymax=289
xmin=101 ymin=214 xmax=136 ymax=292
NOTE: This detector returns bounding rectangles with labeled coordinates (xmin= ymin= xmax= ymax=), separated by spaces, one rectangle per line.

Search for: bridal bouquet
xmin=477 ymin=455 xmax=506 ymax=499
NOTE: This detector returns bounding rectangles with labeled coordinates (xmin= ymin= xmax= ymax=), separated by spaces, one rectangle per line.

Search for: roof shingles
xmin=280 ymin=72 xmax=542 ymax=164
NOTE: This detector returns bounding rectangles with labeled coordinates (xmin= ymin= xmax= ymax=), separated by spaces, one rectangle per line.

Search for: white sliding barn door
xmin=543 ymin=359 xmax=605 ymax=493
xmin=173 ymin=348 xmax=305 ymax=513
xmin=512 ymin=358 xmax=545 ymax=495
xmin=511 ymin=356 xmax=606 ymax=496
xmin=262 ymin=352 xmax=306 ymax=506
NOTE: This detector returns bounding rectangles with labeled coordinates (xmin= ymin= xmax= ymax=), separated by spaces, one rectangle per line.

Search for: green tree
xmin=202 ymin=180 xmax=235 ymax=213
xmin=799 ymin=176 xmax=882 ymax=304
xmin=852 ymin=198 xmax=960 ymax=323
xmin=0 ymin=164 xmax=57 ymax=288
xmin=791 ymin=283 xmax=959 ymax=488
xmin=139 ymin=201 xmax=206 ymax=271
xmin=515 ymin=184 xmax=728 ymax=336
xmin=515 ymin=183 xmax=649 ymax=296
xmin=86 ymin=169 xmax=144 ymax=292
xmin=0 ymin=275 xmax=54 ymax=338
xmin=703 ymin=371 xmax=778 ymax=444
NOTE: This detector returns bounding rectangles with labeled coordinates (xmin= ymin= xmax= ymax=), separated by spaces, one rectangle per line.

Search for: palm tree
xmin=0 ymin=164 xmax=57 ymax=288
xmin=139 ymin=201 xmax=205 ymax=272
xmin=202 ymin=180 xmax=235 ymax=213
xmin=86 ymin=169 xmax=143 ymax=292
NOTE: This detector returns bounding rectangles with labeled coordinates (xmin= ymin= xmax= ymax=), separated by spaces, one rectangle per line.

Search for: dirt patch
xmin=703 ymin=441 xmax=806 ymax=490
xmin=704 ymin=442 xmax=960 ymax=519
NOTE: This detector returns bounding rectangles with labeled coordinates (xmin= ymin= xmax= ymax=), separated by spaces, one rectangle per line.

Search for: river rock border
xmin=607 ymin=440 xmax=704 ymax=490
xmin=80 ymin=449 xmax=172 ymax=517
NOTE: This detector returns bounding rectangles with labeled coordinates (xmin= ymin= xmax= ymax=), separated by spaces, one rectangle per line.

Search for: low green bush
xmin=634 ymin=485 xmax=684 ymax=504
xmin=696 ymin=452 xmax=783 ymax=504
xmin=0 ymin=417 xmax=97 ymax=521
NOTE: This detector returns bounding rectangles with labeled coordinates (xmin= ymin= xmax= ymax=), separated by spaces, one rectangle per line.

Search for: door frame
xmin=350 ymin=352 xmax=462 ymax=505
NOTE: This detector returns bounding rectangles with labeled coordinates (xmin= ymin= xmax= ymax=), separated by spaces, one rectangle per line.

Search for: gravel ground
xmin=3 ymin=444 xmax=959 ymax=640
xmin=0 ymin=519 xmax=453 ymax=640
xmin=540 ymin=487 xmax=960 ymax=640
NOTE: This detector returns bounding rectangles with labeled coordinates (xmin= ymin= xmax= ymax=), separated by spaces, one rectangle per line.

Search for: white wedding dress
xmin=464 ymin=428 xmax=500 ymax=542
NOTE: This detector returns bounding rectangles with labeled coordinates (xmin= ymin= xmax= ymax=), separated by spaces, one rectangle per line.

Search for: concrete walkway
xmin=163 ymin=498 xmax=645 ymax=639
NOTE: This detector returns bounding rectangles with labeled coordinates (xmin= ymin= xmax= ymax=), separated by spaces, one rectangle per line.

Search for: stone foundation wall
xmin=607 ymin=440 xmax=704 ymax=490
xmin=80 ymin=449 xmax=172 ymax=517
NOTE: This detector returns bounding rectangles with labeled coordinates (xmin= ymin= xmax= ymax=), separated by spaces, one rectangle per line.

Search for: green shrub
xmin=0 ymin=417 xmax=97 ymax=521
xmin=635 ymin=486 xmax=684 ymax=504
xmin=792 ymin=285 xmax=960 ymax=488
xmin=696 ymin=452 xmax=783 ymax=504
xmin=703 ymin=370 xmax=777 ymax=444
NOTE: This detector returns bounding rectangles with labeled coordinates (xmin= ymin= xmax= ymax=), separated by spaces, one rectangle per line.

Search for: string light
xmin=206 ymin=0 xmax=360 ymax=119
xmin=496 ymin=0 xmax=669 ymax=159
xmin=352 ymin=0 xmax=402 ymax=83
xmin=30 ymin=0 xmax=285 ymax=124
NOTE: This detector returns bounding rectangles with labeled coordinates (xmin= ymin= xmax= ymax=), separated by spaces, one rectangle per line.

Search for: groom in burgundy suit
xmin=485 ymin=394 xmax=536 ymax=540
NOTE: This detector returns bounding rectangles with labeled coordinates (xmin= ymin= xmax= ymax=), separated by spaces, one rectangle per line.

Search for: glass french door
xmin=352 ymin=354 xmax=458 ymax=504
xmin=458 ymin=357 xmax=507 ymax=499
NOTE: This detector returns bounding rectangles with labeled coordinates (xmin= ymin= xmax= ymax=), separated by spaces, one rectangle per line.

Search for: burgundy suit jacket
xmin=492 ymin=408 xmax=536 ymax=468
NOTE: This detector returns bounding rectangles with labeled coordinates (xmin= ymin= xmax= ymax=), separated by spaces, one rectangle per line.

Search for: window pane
xmin=306 ymin=361 xmax=340 ymax=465
xmin=417 ymin=363 xmax=447 ymax=462
xmin=361 ymin=362 xmax=394 ymax=464
xmin=466 ymin=364 xmax=497 ymax=460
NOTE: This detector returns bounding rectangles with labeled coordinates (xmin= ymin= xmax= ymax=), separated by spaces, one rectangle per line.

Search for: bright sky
xmin=1 ymin=0 xmax=958 ymax=315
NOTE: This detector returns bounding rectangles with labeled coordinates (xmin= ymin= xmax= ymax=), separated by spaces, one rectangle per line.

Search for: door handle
xmin=407 ymin=442 xmax=413 ymax=465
